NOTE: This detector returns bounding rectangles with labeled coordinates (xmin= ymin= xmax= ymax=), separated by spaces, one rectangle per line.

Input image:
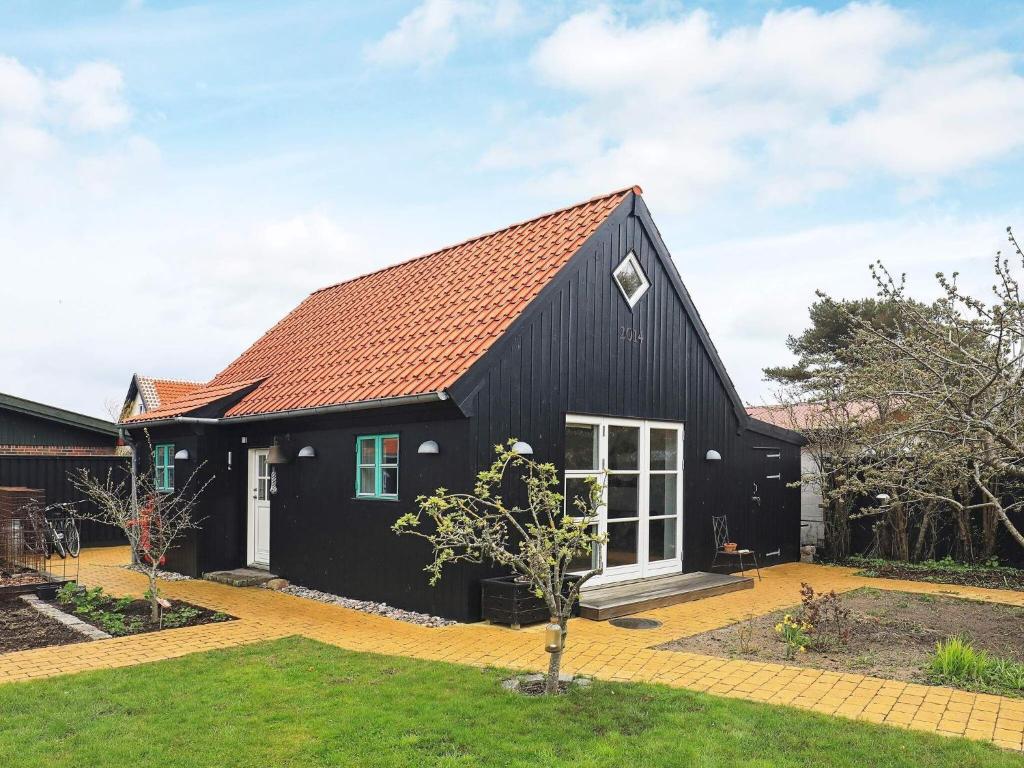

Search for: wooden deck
xmin=578 ymin=571 xmax=753 ymax=621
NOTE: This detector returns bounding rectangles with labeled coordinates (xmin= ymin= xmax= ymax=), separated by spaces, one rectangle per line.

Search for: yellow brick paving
xmin=2 ymin=547 xmax=1023 ymax=752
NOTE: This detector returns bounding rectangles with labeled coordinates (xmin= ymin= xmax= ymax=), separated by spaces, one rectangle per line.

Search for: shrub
xmin=799 ymin=582 xmax=851 ymax=648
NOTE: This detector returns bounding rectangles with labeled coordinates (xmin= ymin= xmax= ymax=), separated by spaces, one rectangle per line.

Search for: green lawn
xmin=0 ymin=637 xmax=1020 ymax=767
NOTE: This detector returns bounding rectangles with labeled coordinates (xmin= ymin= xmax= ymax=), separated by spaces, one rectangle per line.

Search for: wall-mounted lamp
xmin=705 ymin=449 xmax=722 ymax=462
xmin=297 ymin=446 xmax=316 ymax=458
xmin=417 ymin=440 xmax=439 ymax=454
xmin=267 ymin=439 xmax=289 ymax=465
xmin=511 ymin=441 xmax=534 ymax=456
xmin=174 ymin=449 xmax=191 ymax=461
xmin=875 ymin=493 xmax=891 ymax=502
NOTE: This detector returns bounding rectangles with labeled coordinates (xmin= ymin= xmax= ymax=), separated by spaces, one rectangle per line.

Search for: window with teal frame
xmin=355 ymin=434 xmax=399 ymax=499
xmin=154 ymin=444 xmax=175 ymax=492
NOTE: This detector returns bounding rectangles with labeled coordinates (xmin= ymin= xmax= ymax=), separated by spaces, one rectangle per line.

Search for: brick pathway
xmin=3 ymin=547 xmax=1023 ymax=752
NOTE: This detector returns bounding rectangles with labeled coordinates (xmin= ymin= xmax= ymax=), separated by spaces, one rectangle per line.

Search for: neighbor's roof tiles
xmin=124 ymin=379 xmax=263 ymax=423
xmin=133 ymin=376 xmax=205 ymax=412
xmin=123 ymin=186 xmax=635 ymax=423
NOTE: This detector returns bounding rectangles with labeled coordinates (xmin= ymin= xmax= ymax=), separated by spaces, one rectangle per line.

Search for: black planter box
xmin=0 ymin=576 xmax=71 ymax=601
xmin=480 ymin=575 xmax=581 ymax=629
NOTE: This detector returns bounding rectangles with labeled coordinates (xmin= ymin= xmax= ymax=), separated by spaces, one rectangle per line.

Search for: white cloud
xmin=51 ymin=62 xmax=132 ymax=131
xmin=675 ymin=212 xmax=1018 ymax=404
xmin=486 ymin=3 xmax=1024 ymax=210
xmin=366 ymin=0 xmax=520 ymax=67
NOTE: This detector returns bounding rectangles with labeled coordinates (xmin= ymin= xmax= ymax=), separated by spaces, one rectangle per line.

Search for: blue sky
xmin=2 ymin=1 xmax=1023 ymax=417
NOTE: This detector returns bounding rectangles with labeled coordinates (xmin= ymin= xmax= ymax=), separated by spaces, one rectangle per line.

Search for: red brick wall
xmin=0 ymin=445 xmax=118 ymax=457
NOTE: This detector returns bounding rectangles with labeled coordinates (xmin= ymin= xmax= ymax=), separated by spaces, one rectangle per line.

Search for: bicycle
xmin=44 ymin=514 xmax=80 ymax=559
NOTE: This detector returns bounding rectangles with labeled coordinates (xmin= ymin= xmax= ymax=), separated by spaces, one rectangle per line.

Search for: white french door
xmin=564 ymin=416 xmax=683 ymax=586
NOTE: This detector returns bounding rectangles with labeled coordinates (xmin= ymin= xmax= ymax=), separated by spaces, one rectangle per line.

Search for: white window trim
xmin=612 ymin=251 xmax=650 ymax=308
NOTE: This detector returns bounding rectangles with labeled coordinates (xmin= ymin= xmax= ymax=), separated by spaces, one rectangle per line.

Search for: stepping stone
xmin=204 ymin=569 xmax=278 ymax=588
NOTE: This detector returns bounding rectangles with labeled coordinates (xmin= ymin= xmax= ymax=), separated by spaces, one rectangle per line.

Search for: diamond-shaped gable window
xmin=613 ymin=251 xmax=649 ymax=308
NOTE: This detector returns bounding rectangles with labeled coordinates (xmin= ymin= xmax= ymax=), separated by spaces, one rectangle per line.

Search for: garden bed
xmin=844 ymin=558 xmax=1024 ymax=591
xmin=0 ymin=601 xmax=86 ymax=654
xmin=55 ymin=584 xmax=235 ymax=637
xmin=659 ymin=588 xmax=1024 ymax=696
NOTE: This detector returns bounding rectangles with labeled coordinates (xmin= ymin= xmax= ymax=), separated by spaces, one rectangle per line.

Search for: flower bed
xmin=0 ymin=601 xmax=85 ymax=654
xmin=844 ymin=557 xmax=1024 ymax=591
xmin=659 ymin=587 xmax=1024 ymax=697
xmin=55 ymin=584 xmax=234 ymax=637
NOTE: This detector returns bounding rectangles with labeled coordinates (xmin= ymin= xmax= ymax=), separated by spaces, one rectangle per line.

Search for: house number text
xmin=619 ymin=326 xmax=644 ymax=344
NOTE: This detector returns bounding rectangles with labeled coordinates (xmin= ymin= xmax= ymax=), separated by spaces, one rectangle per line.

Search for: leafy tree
xmin=71 ymin=433 xmax=209 ymax=621
xmin=764 ymin=298 xmax=904 ymax=389
xmin=817 ymin=229 xmax=1024 ymax=558
xmin=394 ymin=440 xmax=604 ymax=694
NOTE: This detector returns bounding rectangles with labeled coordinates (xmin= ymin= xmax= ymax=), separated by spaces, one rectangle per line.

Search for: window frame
xmin=612 ymin=250 xmax=650 ymax=308
xmin=355 ymin=434 xmax=400 ymax=500
xmin=154 ymin=443 xmax=175 ymax=493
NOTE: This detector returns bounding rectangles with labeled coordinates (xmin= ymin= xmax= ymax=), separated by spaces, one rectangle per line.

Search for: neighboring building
xmin=0 ymin=392 xmax=119 ymax=457
xmin=122 ymin=186 xmax=804 ymax=621
xmin=0 ymin=392 xmax=126 ymax=545
xmin=120 ymin=375 xmax=204 ymax=421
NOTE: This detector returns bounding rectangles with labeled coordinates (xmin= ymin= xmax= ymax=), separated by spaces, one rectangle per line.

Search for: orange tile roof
xmin=124 ymin=186 xmax=636 ymax=423
xmin=134 ymin=376 xmax=205 ymax=412
xmin=746 ymin=402 xmax=878 ymax=433
xmin=125 ymin=379 xmax=263 ymax=423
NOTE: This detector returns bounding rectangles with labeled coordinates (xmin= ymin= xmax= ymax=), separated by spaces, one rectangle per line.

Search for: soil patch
xmin=0 ymin=601 xmax=86 ymax=653
xmin=658 ymin=588 xmax=1024 ymax=692
xmin=846 ymin=559 xmax=1024 ymax=592
xmin=63 ymin=593 xmax=235 ymax=637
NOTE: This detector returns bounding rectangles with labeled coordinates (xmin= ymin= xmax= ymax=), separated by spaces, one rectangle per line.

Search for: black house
xmin=121 ymin=187 xmax=803 ymax=621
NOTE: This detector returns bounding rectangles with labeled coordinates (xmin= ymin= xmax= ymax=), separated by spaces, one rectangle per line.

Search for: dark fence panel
xmin=0 ymin=455 xmax=129 ymax=546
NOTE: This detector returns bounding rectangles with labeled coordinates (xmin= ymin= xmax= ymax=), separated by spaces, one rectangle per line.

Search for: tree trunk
xmin=982 ymin=508 xmax=999 ymax=560
xmin=149 ymin=574 xmax=160 ymax=622
xmin=544 ymin=617 xmax=568 ymax=694
xmin=999 ymin=508 xmax=1024 ymax=550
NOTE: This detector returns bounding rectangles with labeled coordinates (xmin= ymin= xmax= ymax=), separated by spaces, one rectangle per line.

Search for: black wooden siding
xmin=0 ymin=455 xmax=129 ymax=545
xmin=128 ymin=191 xmax=800 ymax=620
xmin=0 ymin=407 xmax=115 ymax=448
xmin=451 ymin=194 xmax=801 ymax=572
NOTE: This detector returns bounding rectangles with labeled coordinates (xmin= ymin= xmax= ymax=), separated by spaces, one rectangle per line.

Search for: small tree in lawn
xmin=393 ymin=440 xmax=605 ymax=694
xmin=70 ymin=435 xmax=210 ymax=621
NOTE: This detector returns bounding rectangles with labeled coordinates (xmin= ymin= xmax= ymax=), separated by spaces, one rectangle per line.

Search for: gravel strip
xmin=20 ymin=594 xmax=111 ymax=640
xmin=123 ymin=564 xmax=193 ymax=581
xmin=269 ymin=584 xmax=457 ymax=627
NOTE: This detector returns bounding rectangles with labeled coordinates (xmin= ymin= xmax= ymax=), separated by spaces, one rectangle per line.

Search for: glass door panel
xmin=565 ymin=418 xmax=683 ymax=583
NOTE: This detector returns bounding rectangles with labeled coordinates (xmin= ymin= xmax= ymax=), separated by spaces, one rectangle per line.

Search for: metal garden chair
xmin=711 ymin=515 xmax=761 ymax=580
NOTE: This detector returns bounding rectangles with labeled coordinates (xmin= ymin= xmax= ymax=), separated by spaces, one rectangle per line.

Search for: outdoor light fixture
xmin=267 ymin=439 xmax=289 ymax=465
xmin=173 ymin=449 xmax=191 ymax=461
xmin=297 ymin=446 xmax=316 ymax=458
xmin=705 ymin=450 xmax=722 ymax=461
xmin=511 ymin=441 xmax=534 ymax=456
xmin=875 ymin=493 xmax=891 ymax=502
xmin=417 ymin=440 xmax=439 ymax=454
xmin=544 ymin=619 xmax=562 ymax=653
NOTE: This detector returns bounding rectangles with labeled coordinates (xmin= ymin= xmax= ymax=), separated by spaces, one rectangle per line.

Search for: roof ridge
xmin=309 ymin=185 xmax=641 ymax=297
xmin=138 ymin=374 xmax=207 ymax=386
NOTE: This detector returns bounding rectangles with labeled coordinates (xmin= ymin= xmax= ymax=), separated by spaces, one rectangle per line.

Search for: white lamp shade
xmin=174 ymin=449 xmax=190 ymax=461
xmin=705 ymin=449 xmax=722 ymax=461
xmin=875 ymin=493 xmax=891 ymax=501
xmin=511 ymin=441 xmax=534 ymax=455
xmin=417 ymin=440 xmax=439 ymax=454
xmin=297 ymin=446 xmax=316 ymax=458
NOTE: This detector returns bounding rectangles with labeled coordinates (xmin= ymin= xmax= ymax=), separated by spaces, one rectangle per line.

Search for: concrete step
xmin=204 ymin=568 xmax=277 ymax=588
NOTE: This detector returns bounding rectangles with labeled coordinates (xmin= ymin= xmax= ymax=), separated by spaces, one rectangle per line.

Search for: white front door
xmin=564 ymin=416 xmax=683 ymax=586
xmin=247 ymin=448 xmax=271 ymax=569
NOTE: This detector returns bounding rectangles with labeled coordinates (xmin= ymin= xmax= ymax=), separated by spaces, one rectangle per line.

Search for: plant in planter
xmin=394 ymin=439 xmax=605 ymax=695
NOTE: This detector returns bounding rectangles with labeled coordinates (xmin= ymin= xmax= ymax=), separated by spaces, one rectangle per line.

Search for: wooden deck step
xmin=578 ymin=571 xmax=753 ymax=621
